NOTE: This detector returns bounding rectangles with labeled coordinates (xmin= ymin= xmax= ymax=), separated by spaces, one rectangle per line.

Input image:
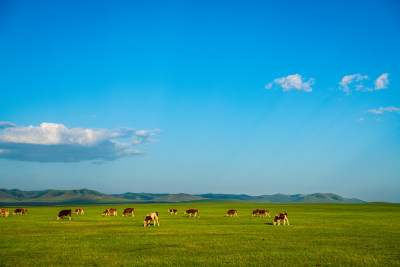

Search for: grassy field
xmin=0 ymin=203 xmax=399 ymax=266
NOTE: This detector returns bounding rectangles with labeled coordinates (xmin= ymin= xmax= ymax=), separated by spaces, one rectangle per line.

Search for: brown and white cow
xmin=184 ymin=209 xmax=199 ymax=218
xmin=252 ymin=209 xmax=261 ymax=217
xmin=122 ymin=208 xmax=135 ymax=217
xmin=226 ymin=209 xmax=238 ymax=217
xmin=102 ymin=209 xmax=117 ymax=216
xmin=0 ymin=208 xmax=9 ymax=217
xmin=74 ymin=208 xmax=84 ymax=215
xmin=273 ymin=213 xmax=289 ymax=225
xmin=258 ymin=210 xmax=270 ymax=217
xmin=57 ymin=210 xmax=72 ymax=220
xmin=168 ymin=209 xmax=178 ymax=215
xmin=13 ymin=208 xmax=23 ymax=215
xmin=143 ymin=212 xmax=159 ymax=227
xmin=22 ymin=208 xmax=28 ymax=214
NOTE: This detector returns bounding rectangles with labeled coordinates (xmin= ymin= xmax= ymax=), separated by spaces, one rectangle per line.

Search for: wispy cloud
xmin=0 ymin=122 xmax=160 ymax=163
xmin=339 ymin=74 xmax=369 ymax=92
xmin=366 ymin=106 xmax=400 ymax=115
xmin=265 ymin=74 xmax=314 ymax=92
xmin=339 ymin=73 xmax=389 ymax=93
xmin=374 ymin=73 xmax=389 ymax=90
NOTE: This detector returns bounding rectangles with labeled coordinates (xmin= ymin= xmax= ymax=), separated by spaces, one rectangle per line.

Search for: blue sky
xmin=1 ymin=0 xmax=399 ymax=202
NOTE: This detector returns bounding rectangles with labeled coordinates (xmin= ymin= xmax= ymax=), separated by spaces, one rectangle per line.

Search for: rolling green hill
xmin=111 ymin=192 xmax=168 ymax=201
xmin=0 ymin=188 xmax=365 ymax=205
xmin=0 ymin=188 xmax=129 ymax=205
xmin=196 ymin=193 xmax=364 ymax=203
xmin=151 ymin=193 xmax=207 ymax=202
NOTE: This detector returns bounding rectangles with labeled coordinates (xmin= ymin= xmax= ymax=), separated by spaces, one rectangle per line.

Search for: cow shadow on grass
xmin=264 ymin=222 xmax=274 ymax=225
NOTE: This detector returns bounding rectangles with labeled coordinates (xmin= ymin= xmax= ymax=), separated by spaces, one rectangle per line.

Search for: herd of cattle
xmin=1 ymin=207 xmax=289 ymax=226
xmin=58 ymin=208 xmax=289 ymax=226
xmin=0 ymin=208 xmax=28 ymax=216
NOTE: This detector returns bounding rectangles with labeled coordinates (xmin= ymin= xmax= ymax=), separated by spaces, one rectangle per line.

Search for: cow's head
xmin=143 ymin=219 xmax=151 ymax=227
xmin=143 ymin=215 xmax=153 ymax=227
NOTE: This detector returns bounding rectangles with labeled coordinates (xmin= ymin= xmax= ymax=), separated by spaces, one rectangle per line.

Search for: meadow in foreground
xmin=0 ymin=203 xmax=399 ymax=266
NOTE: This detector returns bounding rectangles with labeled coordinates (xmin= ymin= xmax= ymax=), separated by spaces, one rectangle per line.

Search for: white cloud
xmin=265 ymin=74 xmax=314 ymax=92
xmin=366 ymin=106 xmax=400 ymax=115
xmin=0 ymin=122 xmax=160 ymax=162
xmin=339 ymin=74 xmax=369 ymax=92
xmin=134 ymin=129 xmax=159 ymax=137
xmin=339 ymin=73 xmax=389 ymax=92
xmin=374 ymin=73 xmax=389 ymax=90
xmin=0 ymin=123 xmax=118 ymax=146
xmin=367 ymin=109 xmax=383 ymax=115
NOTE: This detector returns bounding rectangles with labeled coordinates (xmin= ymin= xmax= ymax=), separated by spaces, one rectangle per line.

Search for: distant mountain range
xmin=0 ymin=188 xmax=365 ymax=205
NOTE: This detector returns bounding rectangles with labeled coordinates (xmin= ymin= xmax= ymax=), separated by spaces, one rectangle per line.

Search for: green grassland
xmin=0 ymin=203 xmax=399 ymax=266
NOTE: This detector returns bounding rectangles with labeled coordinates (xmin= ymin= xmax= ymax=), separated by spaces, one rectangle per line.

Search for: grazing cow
xmin=74 ymin=208 xmax=84 ymax=215
xmin=273 ymin=213 xmax=289 ymax=225
xmin=122 ymin=208 xmax=135 ymax=217
xmin=258 ymin=210 xmax=270 ymax=217
xmin=13 ymin=208 xmax=23 ymax=215
xmin=143 ymin=212 xmax=159 ymax=227
xmin=102 ymin=209 xmax=117 ymax=216
xmin=226 ymin=209 xmax=238 ymax=217
xmin=0 ymin=208 xmax=9 ymax=217
xmin=22 ymin=208 xmax=28 ymax=214
xmin=184 ymin=209 xmax=199 ymax=218
xmin=252 ymin=209 xmax=261 ymax=217
xmin=57 ymin=210 xmax=72 ymax=220
xmin=168 ymin=209 xmax=178 ymax=215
